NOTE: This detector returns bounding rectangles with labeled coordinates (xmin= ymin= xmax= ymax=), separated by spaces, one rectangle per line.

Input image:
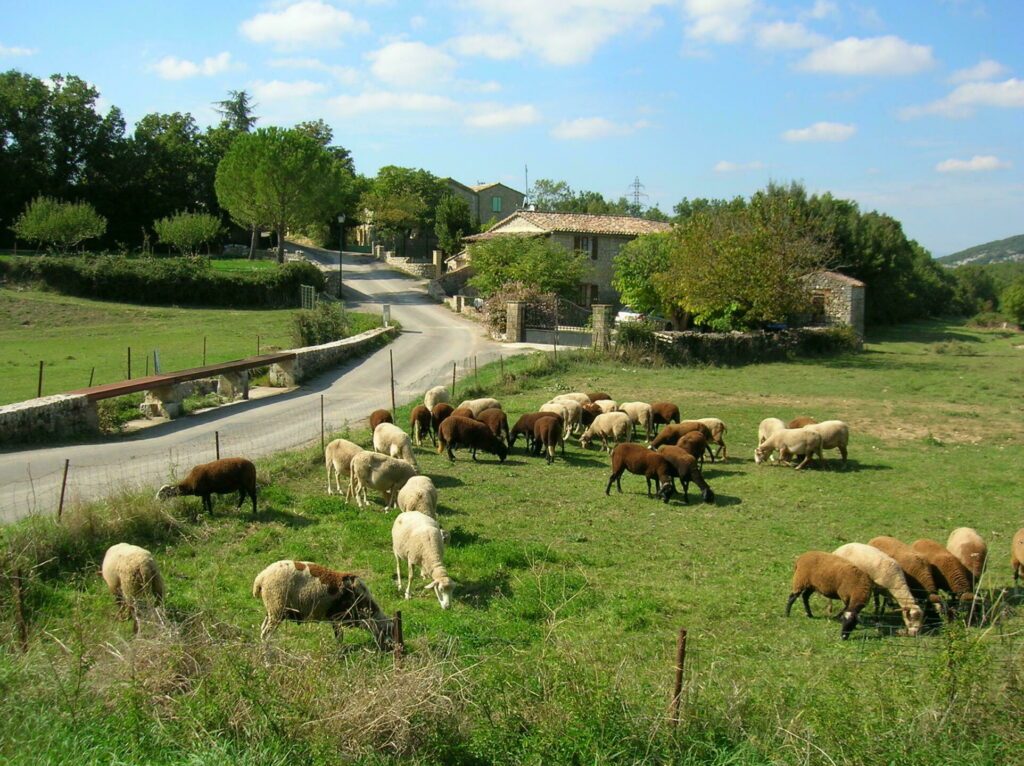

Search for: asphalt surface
xmin=0 ymin=246 xmax=518 ymax=523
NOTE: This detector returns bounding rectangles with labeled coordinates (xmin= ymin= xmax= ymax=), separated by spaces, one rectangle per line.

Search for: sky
xmin=2 ymin=0 xmax=1022 ymax=256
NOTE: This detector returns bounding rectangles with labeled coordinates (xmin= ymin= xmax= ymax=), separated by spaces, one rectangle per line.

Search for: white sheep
xmin=373 ymin=422 xmax=419 ymax=470
xmin=392 ymin=511 xmax=454 ymax=609
xmin=397 ymin=475 xmax=439 ymax=518
xmin=553 ymin=392 xmax=591 ymax=405
xmin=579 ymin=411 xmax=633 ymax=452
xmin=350 ymin=452 xmax=418 ymax=510
xmin=101 ymin=543 xmax=165 ymax=631
xmin=540 ymin=400 xmax=578 ymax=440
xmin=593 ymin=399 xmax=619 ymax=414
xmin=833 ymin=543 xmax=925 ymax=636
xmin=252 ymin=560 xmax=393 ymax=649
xmin=802 ymin=420 xmax=849 ymax=465
xmin=457 ymin=397 xmax=501 ymax=417
xmin=758 ymin=417 xmax=786 ymax=445
xmin=946 ymin=527 xmax=987 ymax=588
xmin=424 ymin=385 xmax=450 ymax=411
xmin=696 ymin=417 xmax=729 ymax=460
xmin=325 ymin=438 xmax=365 ymax=499
xmin=754 ymin=428 xmax=824 ymax=469
xmin=618 ymin=402 xmax=654 ymax=440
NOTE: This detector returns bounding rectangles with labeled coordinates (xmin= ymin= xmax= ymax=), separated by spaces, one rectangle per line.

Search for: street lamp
xmin=336 ymin=214 xmax=346 ymax=299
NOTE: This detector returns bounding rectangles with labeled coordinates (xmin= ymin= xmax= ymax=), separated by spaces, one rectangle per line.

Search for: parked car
xmin=615 ymin=308 xmax=672 ymax=330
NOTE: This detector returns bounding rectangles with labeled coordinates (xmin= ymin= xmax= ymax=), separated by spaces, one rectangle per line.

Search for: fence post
xmin=127 ymin=346 xmax=131 ymax=379
xmin=88 ymin=366 xmax=95 ymax=387
xmin=451 ymin=361 xmax=456 ymax=398
xmin=12 ymin=568 xmax=28 ymax=653
xmin=257 ymin=335 xmax=261 ymax=355
xmin=500 ymin=354 xmax=505 ymax=381
xmin=215 ymin=431 xmax=220 ymax=460
xmin=57 ymin=459 xmax=70 ymax=521
xmin=320 ymin=394 xmax=325 ymax=455
xmin=203 ymin=336 xmax=207 ymax=366
xmin=670 ymin=627 xmax=688 ymax=724
xmin=389 ymin=350 xmax=396 ymax=417
xmin=37 ymin=360 xmax=43 ymax=398
xmin=393 ymin=610 xmax=404 ymax=662
xmin=474 ymin=355 xmax=479 ymax=389
xmin=145 ymin=355 xmax=149 ymax=377
xmin=553 ymin=300 xmax=559 ymax=364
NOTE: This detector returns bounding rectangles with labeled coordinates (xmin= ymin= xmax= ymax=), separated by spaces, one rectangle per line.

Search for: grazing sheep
xmin=431 ymin=402 xmax=454 ymax=437
xmin=509 ymin=412 xmax=561 ymax=452
xmin=696 ymin=417 xmax=729 ymax=460
xmin=579 ymin=411 xmax=633 ymax=452
xmin=618 ymin=402 xmax=654 ymax=440
xmin=650 ymin=402 xmax=680 ymax=432
xmin=325 ymin=438 xmax=365 ymax=499
xmin=656 ymin=446 xmax=715 ymax=504
xmin=156 ymin=457 xmax=257 ymax=516
xmin=650 ymin=421 xmax=711 ymax=449
xmin=586 ymin=391 xmax=611 ymax=402
xmin=833 ymin=543 xmax=925 ymax=636
xmin=605 ymin=443 xmax=676 ymax=503
xmin=369 ymin=409 xmax=393 ymax=431
xmin=350 ymin=452 xmax=417 ymax=510
xmin=252 ymin=560 xmax=393 ymax=649
xmin=802 ymin=420 xmax=849 ymax=465
xmin=553 ymin=392 xmax=592 ymax=405
xmin=533 ymin=415 xmax=565 ymax=464
xmin=424 ymin=385 xmax=450 ymax=411
xmin=593 ymin=399 xmax=619 ymax=415
xmin=541 ymin=400 xmax=579 ymax=439
xmin=410 ymin=405 xmax=434 ymax=447
xmin=754 ymin=429 xmax=824 ymax=470
xmin=676 ymin=431 xmax=712 ymax=468
xmin=438 ymin=415 xmax=508 ymax=463
xmin=373 ymin=422 xmax=419 ymax=471
xmin=788 ymin=416 xmax=818 ymax=429
xmin=476 ymin=407 xmax=511 ymax=445
xmin=1013 ymin=529 xmax=1024 ymax=584
xmin=392 ymin=511 xmax=454 ymax=609
xmin=449 ymin=406 xmax=476 ymax=421
xmin=101 ymin=543 xmax=164 ymax=631
xmin=946 ymin=528 xmax=988 ymax=589
xmin=868 ymin=536 xmax=945 ymax=613
xmin=786 ymin=551 xmax=872 ymax=639
xmin=911 ymin=539 xmax=974 ymax=602
xmin=758 ymin=417 xmax=786 ymax=446
xmin=457 ymin=397 xmax=501 ymax=417
xmin=396 ymin=475 xmax=438 ymax=518
xmin=580 ymin=402 xmax=602 ymax=427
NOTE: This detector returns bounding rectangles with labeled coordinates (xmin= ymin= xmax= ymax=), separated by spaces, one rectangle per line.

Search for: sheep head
xmin=840 ymin=607 xmax=861 ymax=640
xmin=155 ymin=484 xmax=180 ymax=501
xmin=657 ymin=482 xmax=675 ymax=504
xmin=424 ymin=576 xmax=454 ymax=609
xmin=753 ymin=446 xmax=770 ymax=464
xmin=902 ymin=605 xmax=924 ymax=636
xmin=701 ymin=486 xmax=716 ymax=505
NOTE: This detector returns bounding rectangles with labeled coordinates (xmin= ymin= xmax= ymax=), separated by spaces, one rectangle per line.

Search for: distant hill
xmin=938 ymin=233 xmax=1024 ymax=266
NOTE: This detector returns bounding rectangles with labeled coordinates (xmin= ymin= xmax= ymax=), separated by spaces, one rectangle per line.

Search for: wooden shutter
xmin=591 ymin=237 xmax=598 ymax=260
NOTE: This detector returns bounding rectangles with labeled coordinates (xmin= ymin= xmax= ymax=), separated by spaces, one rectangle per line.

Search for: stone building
xmin=802 ymin=270 xmax=866 ymax=336
xmin=445 ymin=180 xmax=525 ymax=226
xmin=461 ymin=210 xmax=672 ymax=306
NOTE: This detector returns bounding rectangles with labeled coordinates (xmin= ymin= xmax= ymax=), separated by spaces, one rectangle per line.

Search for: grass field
xmin=0 ymin=288 xmax=376 ymax=404
xmin=209 ymin=258 xmax=278 ymax=273
xmin=1 ymin=321 xmax=1022 ymax=764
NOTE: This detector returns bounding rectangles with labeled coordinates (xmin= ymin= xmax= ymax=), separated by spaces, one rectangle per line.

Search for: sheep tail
xmin=252 ymin=571 xmax=265 ymax=599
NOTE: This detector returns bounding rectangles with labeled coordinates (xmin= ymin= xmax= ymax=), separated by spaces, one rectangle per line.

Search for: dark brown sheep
xmin=476 ymin=407 xmax=510 ymax=445
xmin=911 ymin=539 xmax=974 ymax=602
xmin=656 ymin=446 xmax=715 ymax=504
xmin=431 ymin=402 xmax=454 ymax=438
xmin=605 ymin=443 xmax=675 ymax=503
xmin=650 ymin=402 xmax=680 ymax=432
xmin=509 ymin=412 xmax=561 ymax=452
xmin=675 ymin=431 xmax=714 ymax=467
xmin=869 ymin=536 xmax=945 ymax=615
xmin=533 ymin=415 xmax=565 ymax=464
xmin=580 ymin=403 xmax=602 ymax=427
xmin=369 ymin=409 xmax=393 ymax=431
xmin=157 ymin=457 xmax=257 ymax=516
xmin=786 ymin=551 xmax=872 ymax=639
xmin=438 ymin=416 xmax=508 ymax=463
xmin=410 ymin=405 xmax=434 ymax=447
xmin=586 ymin=391 xmax=611 ymax=402
xmin=650 ymin=421 xmax=711 ymax=449
xmin=449 ymin=406 xmax=475 ymax=420
xmin=787 ymin=416 xmax=818 ymax=429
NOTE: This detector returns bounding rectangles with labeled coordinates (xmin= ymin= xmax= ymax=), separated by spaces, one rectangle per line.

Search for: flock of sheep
xmin=93 ymin=386 xmax=1021 ymax=646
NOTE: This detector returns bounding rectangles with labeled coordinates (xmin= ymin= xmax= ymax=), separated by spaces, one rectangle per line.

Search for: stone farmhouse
xmin=445 ymin=180 xmax=525 ymax=227
xmin=803 ymin=270 xmax=866 ymax=337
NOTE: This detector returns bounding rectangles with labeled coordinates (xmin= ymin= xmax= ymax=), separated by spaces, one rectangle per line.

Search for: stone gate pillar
xmin=432 ymin=249 xmax=444 ymax=279
xmin=506 ymin=301 xmax=526 ymax=343
xmin=591 ymin=304 xmax=612 ymax=351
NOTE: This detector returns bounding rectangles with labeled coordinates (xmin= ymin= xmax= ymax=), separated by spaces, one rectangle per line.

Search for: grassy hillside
xmin=1 ymin=321 xmax=1022 ymax=764
xmin=938 ymin=233 xmax=1024 ymax=266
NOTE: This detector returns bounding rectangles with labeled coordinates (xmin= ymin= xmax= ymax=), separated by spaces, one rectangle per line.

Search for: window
xmin=491 ymin=195 xmax=502 ymax=213
xmin=579 ymin=283 xmax=599 ymax=306
xmin=573 ymin=235 xmax=598 ymax=260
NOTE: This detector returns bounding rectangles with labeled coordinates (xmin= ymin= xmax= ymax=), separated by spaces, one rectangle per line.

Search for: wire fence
xmin=1 ymin=347 xmax=513 ymax=524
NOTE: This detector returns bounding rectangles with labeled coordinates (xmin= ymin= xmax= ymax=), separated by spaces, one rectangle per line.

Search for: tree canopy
xmin=153 ymin=211 xmax=224 ymax=258
xmin=468 ymin=236 xmax=586 ymax=298
xmin=434 ymin=193 xmax=473 ymax=256
xmin=11 ymin=195 xmax=106 ymax=252
xmin=360 ymin=166 xmax=446 ymax=256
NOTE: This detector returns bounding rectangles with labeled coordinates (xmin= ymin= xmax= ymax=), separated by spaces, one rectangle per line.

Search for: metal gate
xmin=524 ymin=296 xmax=592 ymax=347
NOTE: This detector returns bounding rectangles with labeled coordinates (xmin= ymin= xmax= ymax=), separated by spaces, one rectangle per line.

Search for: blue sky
xmin=3 ymin=0 xmax=1022 ymax=255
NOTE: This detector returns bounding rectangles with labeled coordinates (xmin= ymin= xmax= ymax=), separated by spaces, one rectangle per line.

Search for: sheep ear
xmin=423 ymin=581 xmax=438 ymax=591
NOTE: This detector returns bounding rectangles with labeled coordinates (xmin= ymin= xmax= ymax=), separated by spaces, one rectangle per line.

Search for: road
xmin=0 ymin=247 xmax=518 ymax=523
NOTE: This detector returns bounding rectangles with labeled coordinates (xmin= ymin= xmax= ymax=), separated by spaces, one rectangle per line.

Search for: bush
xmin=0 ymin=255 xmax=324 ymax=308
xmin=293 ymin=302 xmax=348 ymax=346
xmin=11 ymin=196 xmax=107 ymax=253
xmin=481 ymin=282 xmax=556 ymax=336
xmin=153 ymin=211 xmax=224 ymax=257
xmin=614 ymin=320 xmax=657 ymax=351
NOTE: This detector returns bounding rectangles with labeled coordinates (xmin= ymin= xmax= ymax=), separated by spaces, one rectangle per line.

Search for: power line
xmin=627 ymin=176 xmax=648 ymax=215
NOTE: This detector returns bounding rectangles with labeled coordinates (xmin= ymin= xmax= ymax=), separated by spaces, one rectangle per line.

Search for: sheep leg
xmin=471 ymin=447 xmax=478 ymax=462
xmin=203 ymin=494 xmax=213 ymax=515
xmin=260 ymin=614 xmax=281 ymax=641
xmin=793 ymin=453 xmax=813 ymax=470
xmin=682 ymin=479 xmax=690 ymax=504
xmin=395 ymin=555 xmax=403 ymax=591
xmin=801 ymin=591 xmax=813 ymax=617
xmin=605 ymin=471 xmax=622 ymax=495
xmin=706 ymin=444 xmax=715 ymax=464
xmin=447 ymin=444 xmax=456 ymax=463
xmin=838 ymin=443 xmax=848 ymax=466
xmin=332 ymin=621 xmax=344 ymax=642
xmin=785 ymin=592 xmax=800 ymax=617
xmin=405 ymin=558 xmax=414 ymax=600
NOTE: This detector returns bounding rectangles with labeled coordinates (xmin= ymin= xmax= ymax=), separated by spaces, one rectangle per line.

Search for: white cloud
xmin=798 ymin=35 xmax=935 ymax=75
xmin=152 ymin=52 xmax=234 ymax=80
xmin=465 ymin=104 xmax=541 ymax=129
xmin=328 ymin=91 xmax=456 ymax=115
xmin=0 ymin=43 xmax=36 ymax=57
xmin=240 ymin=1 xmax=368 ymax=51
xmin=368 ymin=41 xmax=456 ymax=87
xmin=901 ymin=78 xmax=1024 ymax=118
xmin=268 ymin=57 xmax=360 ymax=85
xmin=948 ymin=58 xmax=1008 ymax=84
xmin=756 ymin=21 xmax=827 ymax=50
xmin=410 ymin=15 xmax=427 ymax=30
xmin=251 ymin=79 xmax=326 ymax=102
xmin=803 ymin=0 xmax=838 ymax=20
xmin=448 ymin=34 xmax=524 ymax=61
xmin=551 ymin=116 xmax=648 ymax=140
xmin=782 ymin=121 xmax=856 ymax=141
xmin=935 ymin=155 xmax=1011 ymax=173
xmin=683 ymin=0 xmax=755 ymax=44
xmin=713 ymin=160 xmax=765 ymax=172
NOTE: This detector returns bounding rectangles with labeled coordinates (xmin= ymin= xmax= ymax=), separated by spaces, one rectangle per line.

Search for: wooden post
xmin=88 ymin=366 xmax=95 ymax=387
xmin=37 ymin=360 xmax=43 ymax=398
xmin=500 ymin=354 xmax=505 ymax=381
xmin=320 ymin=394 xmax=325 ymax=454
xmin=474 ymin=355 xmax=479 ymax=388
xmin=393 ymin=610 xmax=404 ymax=661
xmin=12 ymin=568 xmax=28 ymax=653
xmin=670 ymin=627 xmax=688 ymax=724
xmin=553 ymin=300 xmax=559 ymax=364
xmin=257 ymin=335 xmax=261 ymax=355
xmin=215 ymin=431 xmax=220 ymax=460
xmin=203 ymin=336 xmax=207 ymax=366
xmin=145 ymin=355 xmax=149 ymax=377
xmin=127 ymin=346 xmax=131 ymax=379
xmin=451 ymin=361 xmax=456 ymax=398
xmin=389 ymin=350 xmax=396 ymax=417
xmin=57 ymin=459 xmax=70 ymax=521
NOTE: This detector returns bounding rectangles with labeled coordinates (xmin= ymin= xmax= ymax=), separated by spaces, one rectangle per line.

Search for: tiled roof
xmin=464 ymin=211 xmax=672 ymax=241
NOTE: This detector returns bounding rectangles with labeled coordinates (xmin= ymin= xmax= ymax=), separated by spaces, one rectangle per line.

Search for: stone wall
xmin=380 ymin=249 xmax=438 ymax=279
xmin=269 ymin=326 xmax=398 ymax=386
xmin=0 ymin=394 xmax=99 ymax=446
xmin=803 ymin=271 xmax=866 ymax=337
xmin=549 ymin=232 xmax=631 ymax=305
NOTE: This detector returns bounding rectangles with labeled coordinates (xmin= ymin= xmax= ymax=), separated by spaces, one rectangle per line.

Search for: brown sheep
xmin=438 ymin=416 xmax=508 ymax=463
xmin=533 ymin=416 xmax=564 ymax=464
xmin=869 ymin=536 xmax=945 ymax=614
xmin=675 ymin=431 xmax=713 ymax=468
xmin=586 ymin=391 xmax=611 ymax=402
xmin=477 ymin=407 xmax=511 ymax=445
xmin=786 ymin=551 xmax=872 ymax=640
xmin=788 ymin=416 xmax=818 ymax=429
xmin=580 ymin=402 xmax=602 ymax=427
xmin=431 ymin=402 xmax=454 ymax=438
xmin=157 ymin=457 xmax=257 ymax=516
xmin=911 ymin=539 xmax=974 ymax=603
xmin=509 ymin=412 xmax=561 ymax=452
xmin=946 ymin=528 xmax=988 ymax=589
xmin=1013 ymin=529 xmax=1024 ymax=584
xmin=605 ymin=443 xmax=676 ymax=503
xmin=656 ymin=446 xmax=715 ymax=504
xmin=650 ymin=402 xmax=680 ymax=432
xmin=650 ymin=421 xmax=712 ymax=449
xmin=369 ymin=409 xmax=393 ymax=431
xmin=449 ymin=406 xmax=475 ymax=420
xmin=410 ymin=405 xmax=434 ymax=447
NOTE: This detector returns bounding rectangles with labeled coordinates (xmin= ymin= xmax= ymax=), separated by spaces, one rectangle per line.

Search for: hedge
xmin=0 ymin=255 xmax=325 ymax=308
xmin=636 ymin=326 xmax=862 ymax=366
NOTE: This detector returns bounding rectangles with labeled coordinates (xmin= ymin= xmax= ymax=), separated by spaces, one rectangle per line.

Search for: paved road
xmin=0 ymin=247 xmax=516 ymax=523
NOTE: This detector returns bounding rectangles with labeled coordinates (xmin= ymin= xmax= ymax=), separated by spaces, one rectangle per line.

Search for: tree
xmin=468 ymin=237 xmax=586 ymax=298
xmin=1000 ymin=277 xmax=1024 ymax=327
xmin=612 ymin=232 xmax=675 ymax=320
xmin=214 ymin=90 xmax=257 ymax=133
xmin=215 ymin=127 xmax=350 ymax=263
xmin=294 ymin=118 xmax=354 ymax=174
xmin=360 ymin=166 xmax=446 ymax=256
xmin=951 ymin=264 xmax=999 ymax=315
xmin=434 ymin=194 xmax=473 ymax=256
xmin=11 ymin=196 xmax=106 ymax=252
xmin=153 ymin=211 xmax=224 ymax=257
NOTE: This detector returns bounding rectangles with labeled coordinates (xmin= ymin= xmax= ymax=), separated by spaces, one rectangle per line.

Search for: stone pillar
xmin=506 ymin=301 xmax=526 ymax=342
xmin=218 ymin=370 xmax=249 ymax=400
xmin=140 ymin=383 xmax=187 ymax=418
xmin=591 ymin=304 xmax=612 ymax=351
xmin=850 ymin=285 xmax=866 ymax=339
xmin=432 ymin=249 xmax=444 ymax=279
xmin=374 ymin=244 xmax=384 ymax=260
xmin=269 ymin=358 xmax=297 ymax=387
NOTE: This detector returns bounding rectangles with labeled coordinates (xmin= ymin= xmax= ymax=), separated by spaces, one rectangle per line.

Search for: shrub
xmin=293 ymin=302 xmax=349 ymax=346
xmin=614 ymin=319 xmax=657 ymax=351
xmin=1002 ymin=276 xmax=1024 ymax=327
xmin=153 ymin=211 xmax=224 ymax=257
xmin=481 ymin=282 xmax=556 ymax=336
xmin=11 ymin=196 xmax=107 ymax=253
